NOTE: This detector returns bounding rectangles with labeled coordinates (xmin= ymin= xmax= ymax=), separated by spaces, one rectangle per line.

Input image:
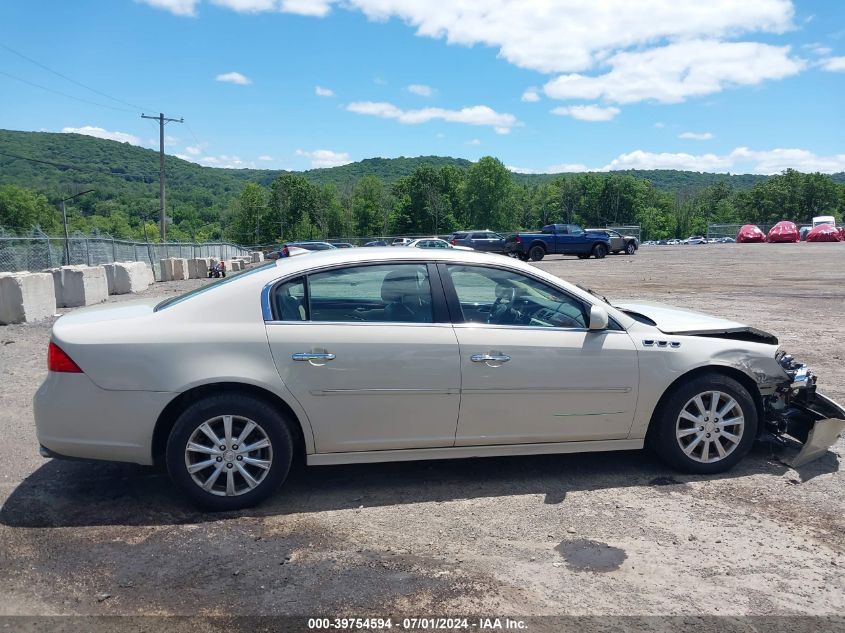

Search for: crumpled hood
xmin=612 ymin=301 xmax=770 ymax=338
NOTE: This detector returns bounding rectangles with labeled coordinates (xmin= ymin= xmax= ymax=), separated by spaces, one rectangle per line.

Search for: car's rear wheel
xmin=166 ymin=393 xmax=294 ymax=510
xmin=650 ymin=374 xmax=757 ymax=474
xmin=592 ymin=243 xmax=607 ymax=259
xmin=626 ymin=242 xmax=637 ymax=255
xmin=529 ymin=245 xmax=545 ymax=262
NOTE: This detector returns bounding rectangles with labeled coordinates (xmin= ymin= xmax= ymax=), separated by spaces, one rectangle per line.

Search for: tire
xmin=529 ymin=245 xmax=546 ymax=262
xmin=592 ymin=243 xmax=607 ymax=259
xmin=649 ymin=373 xmax=758 ymax=475
xmin=625 ymin=242 xmax=637 ymax=255
xmin=577 ymin=254 xmax=590 ymax=260
xmin=166 ymin=392 xmax=294 ymax=510
xmin=518 ymin=253 xmax=530 ymax=262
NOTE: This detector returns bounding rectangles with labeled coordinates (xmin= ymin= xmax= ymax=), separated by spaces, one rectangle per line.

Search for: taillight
xmin=48 ymin=342 xmax=82 ymax=373
xmin=515 ymin=235 xmax=522 ymax=243
xmin=450 ymin=239 xmax=458 ymax=245
xmin=282 ymin=246 xmax=290 ymax=257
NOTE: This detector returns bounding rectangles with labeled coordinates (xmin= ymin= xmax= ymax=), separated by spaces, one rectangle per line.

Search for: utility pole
xmin=141 ymin=112 xmax=183 ymax=241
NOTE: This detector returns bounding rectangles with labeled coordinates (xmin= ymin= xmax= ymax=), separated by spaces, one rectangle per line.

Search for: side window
xmin=470 ymin=233 xmax=487 ymax=239
xmin=446 ymin=265 xmax=588 ymax=329
xmin=308 ymin=264 xmax=433 ymax=323
xmin=274 ymin=276 xmax=307 ymax=321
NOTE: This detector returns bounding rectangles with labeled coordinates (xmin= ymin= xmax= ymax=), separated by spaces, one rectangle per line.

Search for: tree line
xmin=1 ymin=156 xmax=843 ymax=244
xmin=227 ymin=158 xmax=845 ymax=244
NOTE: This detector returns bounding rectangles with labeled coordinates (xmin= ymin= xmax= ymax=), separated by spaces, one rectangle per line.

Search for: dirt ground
xmin=1 ymin=244 xmax=844 ymax=623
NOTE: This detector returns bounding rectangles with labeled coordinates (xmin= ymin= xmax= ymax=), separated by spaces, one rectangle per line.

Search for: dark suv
xmin=448 ymin=230 xmax=507 ymax=253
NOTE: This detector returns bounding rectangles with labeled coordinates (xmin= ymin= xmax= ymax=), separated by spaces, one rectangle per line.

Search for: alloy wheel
xmin=184 ymin=415 xmax=273 ymax=496
xmin=675 ymin=391 xmax=745 ymax=464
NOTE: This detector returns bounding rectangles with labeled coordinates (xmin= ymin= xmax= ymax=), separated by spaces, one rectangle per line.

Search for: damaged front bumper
xmin=764 ymin=352 xmax=845 ymax=466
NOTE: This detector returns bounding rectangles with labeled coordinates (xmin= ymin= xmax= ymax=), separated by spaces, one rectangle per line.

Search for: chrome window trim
xmin=265 ymin=320 xmax=455 ymax=328
xmin=452 ymin=322 xmax=630 ymax=334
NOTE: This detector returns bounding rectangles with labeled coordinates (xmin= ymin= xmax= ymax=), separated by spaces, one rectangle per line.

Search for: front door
xmin=441 ymin=263 xmax=639 ymax=445
xmin=265 ymin=263 xmax=461 ymax=453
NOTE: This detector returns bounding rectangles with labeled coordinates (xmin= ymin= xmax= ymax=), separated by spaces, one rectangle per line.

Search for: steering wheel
xmin=488 ymin=286 xmax=517 ymax=324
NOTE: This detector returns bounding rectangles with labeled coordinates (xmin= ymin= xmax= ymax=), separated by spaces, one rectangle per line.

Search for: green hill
xmin=5 ymin=129 xmax=839 ymax=205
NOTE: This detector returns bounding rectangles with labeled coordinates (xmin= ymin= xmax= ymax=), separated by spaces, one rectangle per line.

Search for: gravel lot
xmin=1 ymin=244 xmax=844 ymax=621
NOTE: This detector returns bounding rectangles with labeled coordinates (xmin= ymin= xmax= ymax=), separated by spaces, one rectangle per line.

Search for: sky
xmin=0 ymin=0 xmax=843 ymax=175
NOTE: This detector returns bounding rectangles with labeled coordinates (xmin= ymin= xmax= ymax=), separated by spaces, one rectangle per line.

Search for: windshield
xmin=154 ymin=261 xmax=275 ymax=311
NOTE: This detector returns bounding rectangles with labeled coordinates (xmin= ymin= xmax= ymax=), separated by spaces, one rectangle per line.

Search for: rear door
xmin=265 ymin=262 xmax=461 ymax=453
xmin=469 ymin=232 xmax=500 ymax=252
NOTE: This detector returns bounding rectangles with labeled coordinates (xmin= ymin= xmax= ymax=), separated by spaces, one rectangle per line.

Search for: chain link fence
xmin=0 ymin=227 xmax=253 ymax=279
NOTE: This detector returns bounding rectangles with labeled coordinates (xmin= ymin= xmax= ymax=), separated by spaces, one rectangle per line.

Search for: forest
xmin=1 ymin=129 xmax=843 ymax=244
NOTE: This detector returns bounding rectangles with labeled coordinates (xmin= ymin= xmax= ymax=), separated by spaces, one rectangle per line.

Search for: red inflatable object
xmin=806 ymin=224 xmax=841 ymax=242
xmin=736 ymin=224 xmax=765 ymax=243
xmin=766 ymin=220 xmax=800 ymax=243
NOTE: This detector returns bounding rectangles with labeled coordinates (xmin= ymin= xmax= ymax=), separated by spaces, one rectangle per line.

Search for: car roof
xmin=158 ymin=247 xmax=635 ymax=330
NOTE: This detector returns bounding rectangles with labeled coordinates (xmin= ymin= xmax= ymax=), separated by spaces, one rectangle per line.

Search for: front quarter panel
xmin=627 ymin=322 xmax=785 ymax=439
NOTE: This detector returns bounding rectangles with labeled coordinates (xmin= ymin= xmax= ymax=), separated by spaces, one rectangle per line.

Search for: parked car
xmin=448 ymin=230 xmax=507 ymax=253
xmin=684 ymin=236 xmax=707 ymax=245
xmin=666 ymin=239 xmax=681 ymax=245
xmin=364 ymin=240 xmax=388 ymax=247
xmin=35 ymin=248 xmax=845 ymax=510
xmin=586 ymin=229 xmax=639 ymax=255
xmin=718 ymin=237 xmax=736 ymax=243
xmin=285 ymin=241 xmax=337 ymax=251
xmin=392 ymin=238 xmax=414 ymax=246
xmin=274 ymin=245 xmax=311 ymax=258
xmin=736 ymin=225 xmax=766 ymax=243
xmin=766 ymin=221 xmax=800 ymax=243
xmin=504 ymin=224 xmax=612 ymax=261
xmin=330 ymin=242 xmax=355 ymax=248
xmin=406 ymin=238 xmax=473 ymax=251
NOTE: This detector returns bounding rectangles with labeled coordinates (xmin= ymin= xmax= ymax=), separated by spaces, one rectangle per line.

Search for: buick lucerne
xmin=34 ymin=248 xmax=845 ymax=510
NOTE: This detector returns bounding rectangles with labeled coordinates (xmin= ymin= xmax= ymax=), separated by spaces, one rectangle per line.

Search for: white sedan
xmin=34 ymin=248 xmax=844 ymax=510
xmin=406 ymin=237 xmax=474 ymax=251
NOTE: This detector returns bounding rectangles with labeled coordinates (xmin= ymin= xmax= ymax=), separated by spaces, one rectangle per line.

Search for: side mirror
xmin=589 ymin=305 xmax=609 ymax=331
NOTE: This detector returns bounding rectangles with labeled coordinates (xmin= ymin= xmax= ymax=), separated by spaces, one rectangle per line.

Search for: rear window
xmin=154 ymin=261 xmax=275 ymax=311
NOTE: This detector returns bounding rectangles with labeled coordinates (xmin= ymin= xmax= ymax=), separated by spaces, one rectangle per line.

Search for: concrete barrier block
xmin=103 ymin=263 xmax=118 ymax=295
xmin=171 ymin=258 xmax=189 ymax=281
xmin=251 ymin=252 xmax=265 ymax=263
xmin=0 ymin=272 xmax=57 ymax=324
xmin=159 ymin=258 xmax=173 ymax=282
xmin=113 ymin=262 xmax=149 ymax=294
xmin=56 ymin=265 xmax=108 ymax=307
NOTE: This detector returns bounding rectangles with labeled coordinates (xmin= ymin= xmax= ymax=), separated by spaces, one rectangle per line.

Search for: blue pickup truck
xmin=503 ymin=224 xmax=611 ymax=261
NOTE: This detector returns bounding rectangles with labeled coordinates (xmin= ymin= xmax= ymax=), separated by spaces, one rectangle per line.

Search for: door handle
xmin=471 ymin=353 xmax=510 ymax=363
xmin=292 ymin=352 xmax=336 ymax=361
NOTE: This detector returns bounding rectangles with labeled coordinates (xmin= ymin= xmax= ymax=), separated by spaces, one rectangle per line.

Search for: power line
xmin=0 ymin=41 xmax=156 ymax=113
xmin=0 ymin=70 xmax=136 ymax=113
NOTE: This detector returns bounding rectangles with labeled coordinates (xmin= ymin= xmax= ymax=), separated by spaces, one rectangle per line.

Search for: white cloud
xmin=296 ymin=148 xmax=352 ymax=168
xmin=803 ymin=43 xmax=832 ymax=56
xmin=653 ymin=122 xmax=666 ymax=128
xmin=139 ymin=1 xmax=803 ymax=106
xmin=211 ymin=0 xmax=333 ymax=16
xmin=820 ymin=56 xmax=845 ymax=72
xmin=347 ymin=101 xmax=519 ymax=133
xmin=62 ymin=126 xmax=141 ymax=145
xmin=512 ymin=147 xmax=845 ymax=175
xmin=678 ymin=131 xmax=714 ymax=140
xmin=215 ymin=71 xmax=251 ymax=85
xmin=315 ymin=85 xmax=335 ymax=96
xmin=137 ymin=0 xmax=198 ymax=16
xmin=185 ymin=145 xmax=203 ymax=155
xmin=521 ymin=87 xmax=540 ymax=102
xmin=543 ymin=40 xmax=804 ymax=105
xmin=551 ymin=104 xmax=620 ymax=121
xmin=258 ymin=154 xmax=274 ymax=161
xmin=344 ymin=0 xmax=794 ymax=74
xmin=466 ymin=139 xmax=481 ymax=146
xmin=407 ymin=84 xmax=434 ymax=97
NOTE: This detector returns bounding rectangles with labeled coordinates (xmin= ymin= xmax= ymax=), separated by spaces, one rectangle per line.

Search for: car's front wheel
xmin=166 ymin=393 xmax=294 ymax=510
xmin=649 ymin=374 xmax=757 ymax=474
xmin=625 ymin=242 xmax=637 ymax=255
